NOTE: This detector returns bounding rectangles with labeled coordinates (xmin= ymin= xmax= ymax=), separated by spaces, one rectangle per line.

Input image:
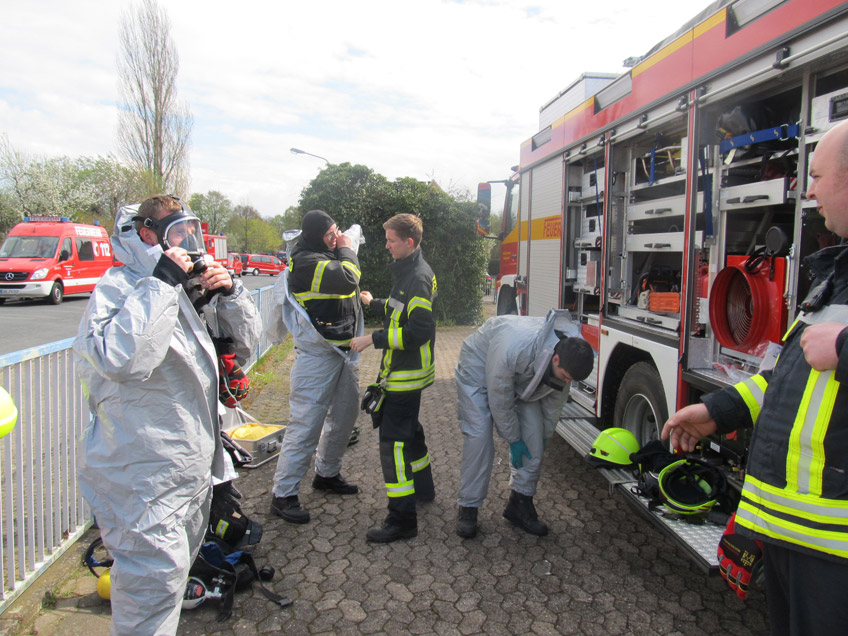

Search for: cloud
xmin=1 ymin=0 xmax=705 ymax=217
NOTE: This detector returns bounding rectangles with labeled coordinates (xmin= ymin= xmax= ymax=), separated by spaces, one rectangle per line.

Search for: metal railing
xmin=0 ymin=285 xmax=275 ymax=613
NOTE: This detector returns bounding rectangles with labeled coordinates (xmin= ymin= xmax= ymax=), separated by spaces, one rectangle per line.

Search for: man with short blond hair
xmin=352 ymin=213 xmax=437 ymax=543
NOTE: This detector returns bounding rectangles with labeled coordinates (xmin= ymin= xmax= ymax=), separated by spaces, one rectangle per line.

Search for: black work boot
xmin=366 ymin=522 xmax=418 ymax=543
xmin=503 ymin=490 xmax=548 ymax=536
xmin=456 ymin=506 xmax=478 ymax=539
xmin=312 ymin=473 xmax=359 ymax=495
xmin=270 ymin=495 xmax=310 ymax=524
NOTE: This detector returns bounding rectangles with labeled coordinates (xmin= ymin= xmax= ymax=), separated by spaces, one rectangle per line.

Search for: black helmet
xmin=657 ymin=459 xmax=726 ymax=516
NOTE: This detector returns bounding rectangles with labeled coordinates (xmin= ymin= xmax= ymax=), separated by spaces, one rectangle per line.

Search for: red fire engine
xmin=480 ymin=0 xmax=848 ymax=569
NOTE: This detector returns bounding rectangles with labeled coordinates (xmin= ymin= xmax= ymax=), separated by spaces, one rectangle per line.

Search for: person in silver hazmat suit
xmin=455 ymin=309 xmax=594 ymax=539
xmin=265 ymin=210 xmax=365 ymax=524
xmin=74 ymin=195 xmax=261 ymax=636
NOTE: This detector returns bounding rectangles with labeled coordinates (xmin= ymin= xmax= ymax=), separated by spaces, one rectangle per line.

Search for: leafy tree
xmin=189 ymin=190 xmax=232 ymax=235
xmin=269 ymin=206 xmax=302 ymax=237
xmin=79 ymin=154 xmax=150 ymax=228
xmin=117 ymin=0 xmax=192 ymax=195
xmin=0 ymin=136 xmax=96 ymax=220
xmin=297 ymin=163 xmax=489 ymax=325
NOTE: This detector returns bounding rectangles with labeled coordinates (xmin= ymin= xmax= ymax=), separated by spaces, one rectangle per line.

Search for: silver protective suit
xmin=74 ymin=205 xmax=261 ymax=636
xmin=266 ymin=269 xmax=364 ymax=498
xmin=456 ymin=309 xmax=579 ymax=507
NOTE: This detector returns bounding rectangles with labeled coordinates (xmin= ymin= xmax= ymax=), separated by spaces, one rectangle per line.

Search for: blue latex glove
xmin=509 ymin=440 xmax=532 ymax=469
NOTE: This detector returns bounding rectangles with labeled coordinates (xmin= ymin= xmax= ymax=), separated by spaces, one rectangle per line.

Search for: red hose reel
xmin=709 ymin=255 xmax=787 ymax=355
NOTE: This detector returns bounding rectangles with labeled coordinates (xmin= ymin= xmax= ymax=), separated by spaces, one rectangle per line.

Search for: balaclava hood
xmin=301 ymin=209 xmax=335 ymax=252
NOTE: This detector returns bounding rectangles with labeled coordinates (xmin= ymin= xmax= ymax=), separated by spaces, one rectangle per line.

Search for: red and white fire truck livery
xmin=480 ymin=0 xmax=848 ymax=568
xmin=0 ymin=217 xmax=113 ymax=304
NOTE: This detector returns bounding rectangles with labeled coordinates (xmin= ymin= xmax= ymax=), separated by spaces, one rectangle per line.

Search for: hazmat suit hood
xmin=112 ymin=204 xmax=167 ymax=278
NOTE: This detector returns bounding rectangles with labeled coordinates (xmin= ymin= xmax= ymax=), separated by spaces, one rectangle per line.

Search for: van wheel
xmin=48 ymin=281 xmax=64 ymax=305
xmin=252 ymin=268 xmax=259 ymax=276
xmin=613 ymin=362 xmax=668 ymax=447
xmin=496 ymin=286 xmax=518 ymax=316
xmin=0 ymin=298 xmax=5 ymax=305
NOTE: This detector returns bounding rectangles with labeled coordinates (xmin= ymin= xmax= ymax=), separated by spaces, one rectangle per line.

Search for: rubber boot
xmin=502 ymin=490 xmax=548 ymax=536
xmin=456 ymin=506 xmax=478 ymax=539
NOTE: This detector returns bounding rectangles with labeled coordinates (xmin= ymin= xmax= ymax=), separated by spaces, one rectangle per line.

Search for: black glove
xmin=717 ymin=512 xmax=763 ymax=600
xmin=152 ymin=254 xmax=189 ymax=287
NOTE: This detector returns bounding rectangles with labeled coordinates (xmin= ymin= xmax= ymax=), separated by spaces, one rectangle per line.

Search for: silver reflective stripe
xmin=796 ymin=304 xmax=848 ymax=326
xmin=788 ymin=370 xmax=837 ymax=494
xmin=388 ymin=297 xmax=405 ymax=312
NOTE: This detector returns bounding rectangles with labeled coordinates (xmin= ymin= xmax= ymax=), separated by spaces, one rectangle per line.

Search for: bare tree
xmin=117 ymin=0 xmax=192 ymax=196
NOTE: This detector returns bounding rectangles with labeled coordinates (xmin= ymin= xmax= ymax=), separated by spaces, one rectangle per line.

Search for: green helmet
xmin=585 ymin=427 xmax=640 ymax=468
xmin=0 ymin=387 xmax=17 ymax=439
xmin=657 ymin=458 xmax=726 ymax=516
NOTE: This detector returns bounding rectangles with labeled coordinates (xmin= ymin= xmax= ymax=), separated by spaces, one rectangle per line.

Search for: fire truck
xmin=201 ymin=223 xmax=229 ymax=268
xmin=480 ymin=0 xmax=848 ymax=569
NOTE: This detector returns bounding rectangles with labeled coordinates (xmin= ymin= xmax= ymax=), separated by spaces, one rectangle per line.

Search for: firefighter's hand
xmin=717 ymin=512 xmax=763 ymax=601
xmin=336 ymin=233 xmax=352 ymax=249
xmin=800 ymin=322 xmax=844 ymax=371
xmin=359 ymin=291 xmax=373 ymax=306
xmin=218 ymin=353 xmax=249 ymax=407
xmin=200 ymin=259 xmax=233 ymax=292
xmin=661 ymin=403 xmax=716 ymax=453
xmin=350 ymin=334 xmax=373 ymax=353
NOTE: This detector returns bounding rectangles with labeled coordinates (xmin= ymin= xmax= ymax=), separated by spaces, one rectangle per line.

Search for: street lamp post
xmin=290 ymin=147 xmax=329 ymax=164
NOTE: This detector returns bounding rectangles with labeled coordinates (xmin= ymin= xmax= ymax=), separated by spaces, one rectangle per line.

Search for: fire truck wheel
xmin=496 ymin=286 xmax=517 ymax=316
xmin=613 ymin=362 xmax=668 ymax=448
xmin=252 ymin=268 xmax=260 ymax=276
xmin=0 ymin=299 xmax=5 ymax=305
xmin=48 ymin=281 xmax=64 ymax=305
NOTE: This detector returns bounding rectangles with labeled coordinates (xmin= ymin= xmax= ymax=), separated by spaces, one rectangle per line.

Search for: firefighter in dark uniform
xmin=663 ymin=119 xmax=848 ymax=636
xmin=351 ymin=213 xmax=436 ymax=543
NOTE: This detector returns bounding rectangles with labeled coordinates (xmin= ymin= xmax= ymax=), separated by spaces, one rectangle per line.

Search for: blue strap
xmin=719 ymin=123 xmax=799 ymax=153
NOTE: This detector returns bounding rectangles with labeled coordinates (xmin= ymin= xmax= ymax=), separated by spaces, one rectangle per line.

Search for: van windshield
xmin=0 ymin=236 xmax=60 ymax=258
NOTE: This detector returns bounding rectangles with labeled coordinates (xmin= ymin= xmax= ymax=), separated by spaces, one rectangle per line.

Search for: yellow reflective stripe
xmin=325 ymin=338 xmax=352 ymax=347
xmin=393 ymin=442 xmax=405 ymax=483
xmin=385 ymin=442 xmax=414 ymax=497
xmin=411 ymin=453 xmax=430 ymax=473
xmin=388 ymin=306 xmax=404 ymax=350
xmin=737 ymin=475 xmax=848 ymax=558
xmin=786 ymin=371 xmax=838 ymax=495
xmin=311 ymin=260 xmax=329 ymax=292
xmin=408 ymin=296 xmax=432 ymax=312
xmin=341 ymin=260 xmax=361 ymax=279
xmin=732 ymin=374 xmax=767 ymax=423
xmin=293 ymin=290 xmax=357 ymax=302
xmin=783 ymin=318 xmax=800 ymax=341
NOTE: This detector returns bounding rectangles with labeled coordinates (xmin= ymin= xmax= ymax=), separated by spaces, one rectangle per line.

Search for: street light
xmin=290 ymin=147 xmax=329 ymax=164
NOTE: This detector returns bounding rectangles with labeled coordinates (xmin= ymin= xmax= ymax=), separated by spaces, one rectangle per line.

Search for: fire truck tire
xmin=0 ymin=299 xmax=5 ymax=305
xmin=48 ymin=281 xmax=64 ymax=305
xmin=613 ymin=362 xmax=668 ymax=447
xmin=496 ymin=286 xmax=518 ymax=316
xmin=252 ymin=268 xmax=260 ymax=276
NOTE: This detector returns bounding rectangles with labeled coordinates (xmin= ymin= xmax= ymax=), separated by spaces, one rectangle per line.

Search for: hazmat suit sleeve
xmin=204 ymin=279 xmax=261 ymax=364
xmin=484 ymin=335 xmax=525 ymax=444
xmin=74 ymin=275 xmax=182 ymax=383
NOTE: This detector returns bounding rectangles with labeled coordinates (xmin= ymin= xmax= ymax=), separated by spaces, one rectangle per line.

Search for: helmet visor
xmin=162 ymin=217 xmax=205 ymax=255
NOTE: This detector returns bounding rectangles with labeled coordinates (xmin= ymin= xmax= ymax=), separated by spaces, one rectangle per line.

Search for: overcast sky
xmin=1 ymin=0 xmax=710 ymax=218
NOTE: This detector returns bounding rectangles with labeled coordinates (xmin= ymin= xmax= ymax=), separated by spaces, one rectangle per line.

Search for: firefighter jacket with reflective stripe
xmin=702 ymin=244 xmax=848 ymax=562
xmin=369 ymin=248 xmax=436 ymax=392
xmin=288 ymin=242 xmax=361 ymax=347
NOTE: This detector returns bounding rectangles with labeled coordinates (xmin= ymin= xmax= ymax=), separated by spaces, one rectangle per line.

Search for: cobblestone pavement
xmin=7 ymin=300 xmax=771 ymax=636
